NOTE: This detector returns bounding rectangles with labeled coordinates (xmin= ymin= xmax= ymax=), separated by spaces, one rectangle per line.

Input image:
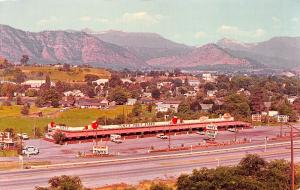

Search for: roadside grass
xmin=0 ymin=105 xmax=133 ymax=136
xmin=0 ymin=150 xmax=18 ymax=157
xmin=0 ymin=161 xmax=51 ymax=170
xmin=95 ymin=179 xmax=176 ymax=190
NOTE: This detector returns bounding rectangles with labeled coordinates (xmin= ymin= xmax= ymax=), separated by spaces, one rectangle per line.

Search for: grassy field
xmin=0 ymin=65 xmax=111 ymax=82
xmin=0 ymin=105 xmax=133 ymax=136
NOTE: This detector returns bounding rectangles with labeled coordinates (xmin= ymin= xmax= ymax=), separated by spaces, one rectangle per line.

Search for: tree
xmin=150 ymin=182 xmax=172 ymax=190
xmin=132 ymin=103 xmax=142 ymax=117
xmin=177 ymin=154 xmax=295 ymax=190
xmin=20 ymin=55 xmax=29 ymax=65
xmin=151 ymin=88 xmax=161 ymax=100
xmin=35 ymin=88 xmax=61 ymax=108
xmin=223 ymin=93 xmax=251 ymax=119
xmin=21 ymin=104 xmax=30 ymax=115
xmin=173 ymin=78 xmax=183 ymax=87
xmin=12 ymin=69 xmax=26 ymax=83
xmin=178 ymin=101 xmax=191 ymax=114
xmin=53 ymin=131 xmax=65 ymax=145
xmin=238 ymin=154 xmax=267 ymax=176
xmin=16 ymin=96 xmax=23 ymax=105
xmin=109 ymin=74 xmax=123 ymax=88
xmin=36 ymin=175 xmax=84 ymax=190
xmin=84 ymin=74 xmax=99 ymax=83
xmin=108 ymin=88 xmax=128 ymax=105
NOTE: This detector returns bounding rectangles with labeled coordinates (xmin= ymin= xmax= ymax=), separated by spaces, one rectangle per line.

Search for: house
xmin=59 ymin=97 xmax=75 ymax=107
xmin=156 ymin=100 xmax=181 ymax=112
xmin=92 ymin=79 xmax=109 ymax=86
xmin=202 ymin=73 xmax=216 ymax=82
xmin=22 ymin=80 xmax=55 ymax=88
xmin=126 ymin=98 xmax=137 ymax=106
xmin=121 ymin=78 xmax=133 ymax=84
xmin=0 ymin=80 xmax=16 ymax=85
xmin=288 ymin=96 xmax=298 ymax=104
xmin=262 ymin=111 xmax=279 ymax=117
xmin=13 ymin=92 xmax=26 ymax=97
xmin=207 ymin=90 xmax=218 ymax=97
xmin=0 ymin=132 xmax=15 ymax=149
xmin=100 ymin=99 xmax=109 ymax=108
xmin=139 ymin=98 xmax=156 ymax=104
xmin=188 ymin=79 xmax=201 ymax=87
xmin=63 ymin=90 xmax=84 ymax=97
xmin=184 ymin=91 xmax=197 ymax=97
xmin=76 ymin=98 xmax=102 ymax=109
xmin=143 ymin=92 xmax=152 ymax=98
xmin=200 ymin=103 xmax=213 ymax=112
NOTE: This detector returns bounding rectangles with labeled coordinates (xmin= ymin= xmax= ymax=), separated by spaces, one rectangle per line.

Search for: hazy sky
xmin=0 ymin=0 xmax=299 ymax=45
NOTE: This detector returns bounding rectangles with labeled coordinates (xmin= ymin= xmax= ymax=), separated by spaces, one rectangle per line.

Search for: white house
xmin=126 ymin=98 xmax=137 ymax=105
xmin=207 ymin=90 xmax=218 ymax=97
xmin=262 ymin=111 xmax=279 ymax=117
xmin=156 ymin=100 xmax=181 ymax=112
xmin=22 ymin=80 xmax=55 ymax=88
xmin=202 ymin=73 xmax=216 ymax=82
xmin=121 ymin=78 xmax=133 ymax=84
xmin=188 ymin=79 xmax=201 ymax=87
xmin=92 ymin=79 xmax=109 ymax=86
xmin=63 ymin=90 xmax=84 ymax=97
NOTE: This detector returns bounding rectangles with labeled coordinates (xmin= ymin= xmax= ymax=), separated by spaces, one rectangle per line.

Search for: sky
xmin=0 ymin=0 xmax=299 ymax=46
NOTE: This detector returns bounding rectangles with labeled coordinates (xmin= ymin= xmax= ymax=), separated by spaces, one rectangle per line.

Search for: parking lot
xmin=2 ymin=125 xmax=290 ymax=164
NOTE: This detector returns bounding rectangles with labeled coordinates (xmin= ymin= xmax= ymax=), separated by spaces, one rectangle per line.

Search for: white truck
xmin=110 ymin=134 xmax=122 ymax=144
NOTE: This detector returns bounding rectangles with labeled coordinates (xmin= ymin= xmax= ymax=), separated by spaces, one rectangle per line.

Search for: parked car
xmin=18 ymin=133 xmax=29 ymax=140
xmin=111 ymin=138 xmax=122 ymax=144
xmin=228 ymin=128 xmax=237 ymax=132
xmin=196 ymin=131 xmax=206 ymax=135
xmin=22 ymin=146 xmax=39 ymax=155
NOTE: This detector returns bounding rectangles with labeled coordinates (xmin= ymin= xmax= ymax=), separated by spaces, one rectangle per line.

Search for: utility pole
xmin=291 ymin=125 xmax=294 ymax=190
xmin=264 ymin=136 xmax=267 ymax=152
xmin=168 ymin=125 xmax=171 ymax=151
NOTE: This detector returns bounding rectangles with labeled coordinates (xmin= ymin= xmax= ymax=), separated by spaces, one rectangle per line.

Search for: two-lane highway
xmin=0 ymin=139 xmax=299 ymax=190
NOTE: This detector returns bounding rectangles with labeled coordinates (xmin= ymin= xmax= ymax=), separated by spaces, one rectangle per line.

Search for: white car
xmin=228 ymin=128 xmax=237 ymax=132
xmin=22 ymin=146 xmax=39 ymax=155
xmin=18 ymin=133 xmax=29 ymax=140
xmin=196 ymin=131 xmax=206 ymax=135
xmin=111 ymin=138 xmax=122 ymax=144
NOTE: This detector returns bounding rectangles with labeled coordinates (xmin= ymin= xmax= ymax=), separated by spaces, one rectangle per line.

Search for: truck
xmin=110 ymin=134 xmax=122 ymax=144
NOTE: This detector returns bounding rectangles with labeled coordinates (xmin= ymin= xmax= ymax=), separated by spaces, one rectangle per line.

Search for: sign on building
xmin=252 ymin=114 xmax=262 ymax=122
xmin=277 ymin=115 xmax=289 ymax=123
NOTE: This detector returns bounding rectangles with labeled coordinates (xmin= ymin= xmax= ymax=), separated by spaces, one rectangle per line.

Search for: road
xmin=1 ymin=139 xmax=299 ymax=190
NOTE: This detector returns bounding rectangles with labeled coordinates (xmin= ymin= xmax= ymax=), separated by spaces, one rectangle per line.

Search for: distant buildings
xmin=156 ymin=100 xmax=181 ymax=112
xmin=22 ymin=80 xmax=55 ymax=88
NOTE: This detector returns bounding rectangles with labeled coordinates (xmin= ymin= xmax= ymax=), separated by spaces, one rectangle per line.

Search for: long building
xmin=45 ymin=115 xmax=251 ymax=141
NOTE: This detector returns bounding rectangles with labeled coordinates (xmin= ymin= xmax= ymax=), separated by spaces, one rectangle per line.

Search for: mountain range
xmin=0 ymin=24 xmax=300 ymax=70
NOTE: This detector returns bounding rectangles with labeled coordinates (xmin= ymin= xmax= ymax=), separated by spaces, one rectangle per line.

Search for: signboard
xmin=277 ymin=115 xmax=289 ymax=123
xmin=252 ymin=114 xmax=262 ymax=122
xmin=206 ymin=124 xmax=218 ymax=139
